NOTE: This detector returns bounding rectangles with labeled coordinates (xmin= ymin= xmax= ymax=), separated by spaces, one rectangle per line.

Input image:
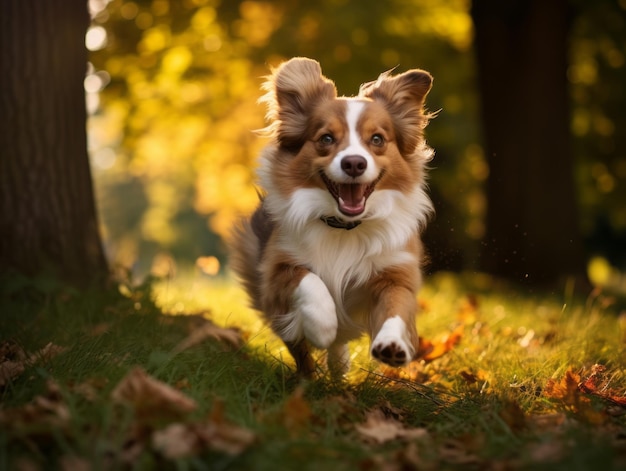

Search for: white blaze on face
xmin=328 ymin=100 xmax=379 ymax=183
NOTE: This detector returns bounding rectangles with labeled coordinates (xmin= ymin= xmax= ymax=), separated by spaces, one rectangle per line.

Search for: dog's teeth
xmin=338 ymin=197 xmax=345 ymax=205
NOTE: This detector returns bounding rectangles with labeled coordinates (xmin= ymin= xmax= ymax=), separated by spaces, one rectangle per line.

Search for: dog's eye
xmin=319 ymin=134 xmax=335 ymax=145
xmin=371 ymin=134 xmax=385 ymax=147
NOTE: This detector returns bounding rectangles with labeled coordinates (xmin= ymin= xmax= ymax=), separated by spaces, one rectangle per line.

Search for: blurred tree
xmin=569 ymin=0 xmax=626 ymax=270
xmin=472 ymin=0 xmax=587 ymax=286
xmin=0 ymin=0 xmax=109 ymax=287
xmin=91 ymin=0 xmax=481 ymax=274
xmin=90 ymin=0 xmax=624 ymax=283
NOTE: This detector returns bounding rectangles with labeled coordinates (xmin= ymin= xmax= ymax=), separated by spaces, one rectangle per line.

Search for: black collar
xmin=320 ymin=216 xmax=361 ymax=230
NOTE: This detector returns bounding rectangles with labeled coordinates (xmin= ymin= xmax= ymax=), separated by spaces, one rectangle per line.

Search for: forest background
xmin=86 ymin=0 xmax=626 ymax=291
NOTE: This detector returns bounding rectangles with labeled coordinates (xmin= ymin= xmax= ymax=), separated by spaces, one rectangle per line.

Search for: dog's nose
xmin=341 ymin=155 xmax=367 ymax=177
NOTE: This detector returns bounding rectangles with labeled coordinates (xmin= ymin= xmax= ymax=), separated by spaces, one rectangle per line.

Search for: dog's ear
xmin=360 ymin=69 xmax=434 ymax=155
xmin=260 ymin=57 xmax=337 ymax=151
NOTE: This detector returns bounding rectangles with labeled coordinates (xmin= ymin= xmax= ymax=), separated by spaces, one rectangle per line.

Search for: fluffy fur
xmin=231 ymin=57 xmax=434 ymax=377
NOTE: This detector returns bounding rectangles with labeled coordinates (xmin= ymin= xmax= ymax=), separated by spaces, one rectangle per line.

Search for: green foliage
xmin=87 ymin=0 xmax=626 ymax=277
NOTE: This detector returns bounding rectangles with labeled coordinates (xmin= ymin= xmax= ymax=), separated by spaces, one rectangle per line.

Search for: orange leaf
xmin=421 ymin=324 xmax=464 ymax=362
xmin=544 ymin=368 xmax=583 ymax=406
xmin=282 ymin=386 xmax=312 ymax=432
xmin=578 ymin=364 xmax=626 ymax=408
xmin=543 ymin=368 xmax=606 ymax=423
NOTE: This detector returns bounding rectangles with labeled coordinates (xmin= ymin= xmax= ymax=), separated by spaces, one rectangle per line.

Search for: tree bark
xmin=471 ymin=0 xmax=587 ymax=286
xmin=0 ymin=0 xmax=109 ymax=287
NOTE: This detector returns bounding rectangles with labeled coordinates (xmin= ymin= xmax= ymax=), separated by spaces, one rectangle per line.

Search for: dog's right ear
xmin=260 ymin=57 xmax=337 ymax=150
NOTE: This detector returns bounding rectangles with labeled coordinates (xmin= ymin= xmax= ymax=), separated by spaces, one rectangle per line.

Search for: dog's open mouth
xmin=320 ymin=171 xmax=384 ymax=217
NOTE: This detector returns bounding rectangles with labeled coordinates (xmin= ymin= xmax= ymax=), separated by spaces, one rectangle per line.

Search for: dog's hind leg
xmin=285 ymin=340 xmax=315 ymax=377
xmin=327 ymin=342 xmax=350 ymax=379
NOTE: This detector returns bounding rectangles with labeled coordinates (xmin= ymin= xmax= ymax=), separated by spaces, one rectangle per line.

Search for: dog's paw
xmin=371 ymin=316 xmax=415 ymax=367
xmin=293 ymin=273 xmax=338 ymax=349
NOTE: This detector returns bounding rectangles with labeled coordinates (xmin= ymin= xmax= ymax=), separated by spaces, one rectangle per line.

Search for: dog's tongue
xmin=338 ymin=184 xmax=366 ymax=216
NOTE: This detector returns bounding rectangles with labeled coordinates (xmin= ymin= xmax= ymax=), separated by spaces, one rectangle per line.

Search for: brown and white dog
xmin=231 ymin=57 xmax=434 ymax=377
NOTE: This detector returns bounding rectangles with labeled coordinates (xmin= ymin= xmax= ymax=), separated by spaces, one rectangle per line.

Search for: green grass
xmin=1 ymin=272 xmax=625 ymax=470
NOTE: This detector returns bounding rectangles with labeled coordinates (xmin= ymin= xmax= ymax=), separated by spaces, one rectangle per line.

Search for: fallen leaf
xmin=198 ymin=399 xmax=256 ymax=455
xmin=528 ymin=440 xmax=565 ymax=463
xmin=459 ymin=370 xmax=478 ymax=384
xmin=439 ymin=438 xmax=483 ymax=466
xmin=499 ymin=399 xmax=527 ymax=432
xmin=111 ymin=367 xmax=197 ymax=421
xmin=578 ymin=364 xmax=626 ymax=408
xmin=197 ymin=418 xmax=257 ymax=455
xmin=13 ymin=457 xmax=40 ymax=471
xmin=0 ymin=360 xmax=25 ymax=387
xmin=0 ymin=341 xmax=65 ymax=387
xmin=544 ymin=368 xmax=606 ymax=424
xmin=0 ymin=380 xmax=70 ymax=431
xmin=544 ymin=368 xmax=584 ymax=407
xmin=173 ymin=319 xmax=242 ymax=353
xmin=282 ymin=386 xmax=312 ymax=432
xmin=152 ymin=423 xmax=199 ymax=459
xmin=355 ymin=408 xmax=428 ymax=444
xmin=420 ymin=324 xmax=464 ymax=363
xmin=28 ymin=342 xmax=67 ymax=364
xmin=59 ymin=455 xmax=91 ymax=471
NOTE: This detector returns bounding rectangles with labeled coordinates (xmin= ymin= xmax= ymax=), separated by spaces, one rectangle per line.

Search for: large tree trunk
xmin=0 ymin=0 xmax=109 ymax=287
xmin=471 ymin=0 xmax=587 ymax=287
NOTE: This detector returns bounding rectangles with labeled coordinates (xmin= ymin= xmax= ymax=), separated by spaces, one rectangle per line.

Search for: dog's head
xmin=259 ymin=57 xmax=434 ymax=229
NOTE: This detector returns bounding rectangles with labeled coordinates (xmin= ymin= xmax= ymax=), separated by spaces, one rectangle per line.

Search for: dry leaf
xmin=111 ymin=367 xmax=197 ymax=420
xmin=0 ymin=360 xmax=25 ymax=387
xmin=198 ymin=399 xmax=256 ymax=455
xmin=28 ymin=342 xmax=67 ymax=364
xmin=173 ymin=319 xmax=242 ymax=353
xmin=439 ymin=439 xmax=483 ymax=466
xmin=499 ymin=399 xmax=527 ymax=432
xmin=544 ymin=368 xmax=584 ymax=407
xmin=543 ymin=367 xmax=607 ymax=424
xmin=356 ymin=409 xmax=428 ymax=444
xmin=0 ymin=341 xmax=65 ymax=386
xmin=418 ymin=324 xmax=464 ymax=363
xmin=459 ymin=370 xmax=478 ymax=384
xmin=578 ymin=364 xmax=626 ymax=408
xmin=59 ymin=455 xmax=91 ymax=471
xmin=528 ymin=440 xmax=565 ymax=463
xmin=0 ymin=380 xmax=70 ymax=431
xmin=197 ymin=419 xmax=257 ymax=455
xmin=152 ymin=423 xmax=199 ymax=459
xmin=282 ymin=386 xmax=312 ymax=432
xmin=13 ymin=457 xmax=41 ymax=471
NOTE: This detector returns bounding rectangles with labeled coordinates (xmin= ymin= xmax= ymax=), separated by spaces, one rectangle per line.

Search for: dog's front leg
xmin=368 ymin=271 xmax=420 ymax=367
xmin=262 ymin=264 xmax=338 ymax=360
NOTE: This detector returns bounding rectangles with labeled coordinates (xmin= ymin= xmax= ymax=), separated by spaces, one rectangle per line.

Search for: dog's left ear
xmin=360 ymin=69 xmax=433 ymax=155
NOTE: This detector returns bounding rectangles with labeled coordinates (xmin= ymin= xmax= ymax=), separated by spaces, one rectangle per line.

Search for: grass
xmin=1 ymin=271 xmax=625 ymax=470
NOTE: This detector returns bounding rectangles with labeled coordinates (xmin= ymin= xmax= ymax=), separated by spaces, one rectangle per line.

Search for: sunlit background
xmin=85 ymin=0 xmax=626 ymax=293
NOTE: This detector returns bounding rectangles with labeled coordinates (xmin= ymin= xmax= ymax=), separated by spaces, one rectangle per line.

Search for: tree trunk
xmin=0 ymin=0 xmax=109 ymax=287
xmin=471 ymin=0 xmax=587 ymax=287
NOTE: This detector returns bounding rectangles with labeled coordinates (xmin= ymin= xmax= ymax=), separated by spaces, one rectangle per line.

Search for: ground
xmin=1 ymin=271 xmax=625 ymax=470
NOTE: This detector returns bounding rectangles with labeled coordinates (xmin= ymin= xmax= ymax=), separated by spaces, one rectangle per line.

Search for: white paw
xmin=371 ymin=316 xmax=415 ymax=366
xmin=291 ymin=273 xmax=338 ymax=349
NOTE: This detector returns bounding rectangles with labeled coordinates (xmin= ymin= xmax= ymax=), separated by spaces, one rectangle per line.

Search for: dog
xmin=231 ymin=57 xmax=434 ymax=378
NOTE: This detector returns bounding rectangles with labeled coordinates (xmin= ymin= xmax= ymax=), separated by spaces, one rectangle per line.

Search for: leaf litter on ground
xmin=2 ymin=273 xmax=626 ymax=470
